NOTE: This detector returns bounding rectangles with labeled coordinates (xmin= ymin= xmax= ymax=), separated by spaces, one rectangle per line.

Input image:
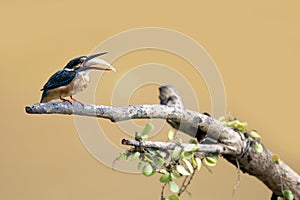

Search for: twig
xmin=178 ymin=169 xmax=196 ymax=197
xmin=121 ymin=139 xmax=238 ymax=155
xmin=232 ymin=158 xmax=241 ymax=197
xmin=179 ymin=176 xmax=189 ymax=195
xmin=161 ymin=183 xmax=167 ymax=200
xmin=203 ymin=163 xmax=213 ymax=174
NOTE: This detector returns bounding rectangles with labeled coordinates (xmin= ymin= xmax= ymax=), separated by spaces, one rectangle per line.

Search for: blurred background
xmin=1 ymin=1 xmax=299 ymax=199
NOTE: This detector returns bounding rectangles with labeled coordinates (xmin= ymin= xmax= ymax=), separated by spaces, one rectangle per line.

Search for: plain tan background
xmin=1 ymin=1 xmax=299 ymax=199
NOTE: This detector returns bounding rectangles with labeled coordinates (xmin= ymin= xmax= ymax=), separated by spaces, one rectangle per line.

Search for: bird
xmin=40 ymin=52 xmax=116 ymax=104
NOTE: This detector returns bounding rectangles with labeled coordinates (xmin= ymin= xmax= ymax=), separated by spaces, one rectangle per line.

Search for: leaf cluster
xmin=119 ymin=124 xmax=219 ymax=200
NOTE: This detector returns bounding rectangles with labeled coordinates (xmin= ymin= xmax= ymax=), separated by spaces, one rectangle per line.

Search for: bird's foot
xmin=70 ymin=96 xmax=84 ymax=106
xmin=60 ymin=96 xmax=73 ymax=104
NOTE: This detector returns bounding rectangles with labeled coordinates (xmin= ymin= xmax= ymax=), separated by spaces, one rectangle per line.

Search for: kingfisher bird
xmin=40 ymin=52 xmax=116 ymax=104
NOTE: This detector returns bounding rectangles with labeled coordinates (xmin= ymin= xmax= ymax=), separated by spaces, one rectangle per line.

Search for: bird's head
xmin=64 ymin=52 xmax=116 ymax=72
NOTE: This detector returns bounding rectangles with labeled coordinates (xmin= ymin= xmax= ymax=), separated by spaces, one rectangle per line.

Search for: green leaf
xmin=168 ymin=130 xmax=175 ymax=140
xmin=254 ymin=143 xmax=263 ymax=153
xmin=153 ymin=157 xmax=164 ymax=167
xmin=141 ymin=123 xmax=154 ymax=136
xmin=204 ymin=155 xmax=218 ymax=167
xmin=272 ymin=154 xmax=280 ymax=164
xmin=119 ymin=152 xmax=128 ymax=160
xmin=218 ymin=116 xmax=225 ymax=122
xmin=221 ymin=121 xmax=227 ymax=125
xmin=191 ymin=156 xmax=197 ymax=168
xmin=172 ymin=146 xmax=182 ymax=160
xmin=249 ymin=130 xmax=261 ymax=140
xmin=226 ymin=120 xmax=247 ymax=132
xmin=159 ymin=172 xmax=171 ymax=183
xmin=167 ymin=194 xmax=180 ymax=200
xmin=183 ymin=159 xmax=194 ymax=174
xmin=226 ymin=120 xmax=238 ymax=127
xmin=283 ymin=189 xmax=294 ymax=200
xmin=130 ymin=152 xmax=140 ymax=161
xmin=142 ymin=163 xmax=155 ymax=176
xmin=184 ymin=144 xmax=198 ymax=152
xmin=176 ymin=165 xmax=190 ymax=176
xmin=169 ymin=181 xmax=179 ymax=193
xmin=277 ymin=197 xmax=283 ymax=200
xmin=158 ymin=150 xmax=168 ymax=158
xmin=141 ymin=135 xmax=149 ymax=141
xmin=195 ymin=157 xmax=202 ymax=171
xmin=182 ymin=152 xmax=193 ymax=160
xmin=159 ymin=169 xmax=168 ymax=174
xmin=188 ymin=139 xmax=198 ymax=144
xmin=147 ymin=147 xmax=159 ymax=155
xmin=171 ymin=172 xmax=181 ymax=179
xmin=236 ymin=121 xmax=247 ymax=132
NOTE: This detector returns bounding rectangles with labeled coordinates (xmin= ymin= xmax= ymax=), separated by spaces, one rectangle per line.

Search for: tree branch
xmin=25 ymin=102 xmax=244 ymax=152
xmin=121 ymin=139 xmax=237 ymax=155
xmin=25 ymin=85 xmax=300 ymax=199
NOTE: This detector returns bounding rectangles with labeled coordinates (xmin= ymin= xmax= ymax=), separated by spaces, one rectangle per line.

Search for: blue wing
xmin=41 ymin=69 xmax=77 ymax=91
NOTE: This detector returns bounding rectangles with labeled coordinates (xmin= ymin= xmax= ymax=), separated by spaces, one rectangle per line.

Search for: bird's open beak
xmin=82 ymin=52 xmax=117 ymax=72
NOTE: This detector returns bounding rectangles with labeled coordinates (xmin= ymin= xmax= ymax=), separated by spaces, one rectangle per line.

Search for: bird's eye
xmin=80 ymin=57 xmax=86 ymax=62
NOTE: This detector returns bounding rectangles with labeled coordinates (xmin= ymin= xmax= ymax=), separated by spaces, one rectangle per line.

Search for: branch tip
xmin=25 ymin=106 xmax=32 ymax=113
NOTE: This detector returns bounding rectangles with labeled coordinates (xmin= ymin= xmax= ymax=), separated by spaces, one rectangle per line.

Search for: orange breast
xmin=42 ymin=73 xmax=89 ymax=102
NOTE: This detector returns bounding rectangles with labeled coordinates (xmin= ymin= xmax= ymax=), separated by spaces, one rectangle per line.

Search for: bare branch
xmin=121 ymin=139 xmax=237 ymax=155
xmin=25 ymin=102 xmax=244 ymax=153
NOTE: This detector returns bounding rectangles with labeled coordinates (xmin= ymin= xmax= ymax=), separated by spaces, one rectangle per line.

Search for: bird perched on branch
xmin=40 ymin=52 xmax=116 ymax=104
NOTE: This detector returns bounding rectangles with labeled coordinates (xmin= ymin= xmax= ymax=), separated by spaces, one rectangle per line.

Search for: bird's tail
xmin=40 ymin=90 xmax=48 ymax=103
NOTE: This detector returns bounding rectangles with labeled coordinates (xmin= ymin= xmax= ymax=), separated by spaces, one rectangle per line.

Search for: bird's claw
xmin=60 ymin=96 xmax=74 ymax=105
